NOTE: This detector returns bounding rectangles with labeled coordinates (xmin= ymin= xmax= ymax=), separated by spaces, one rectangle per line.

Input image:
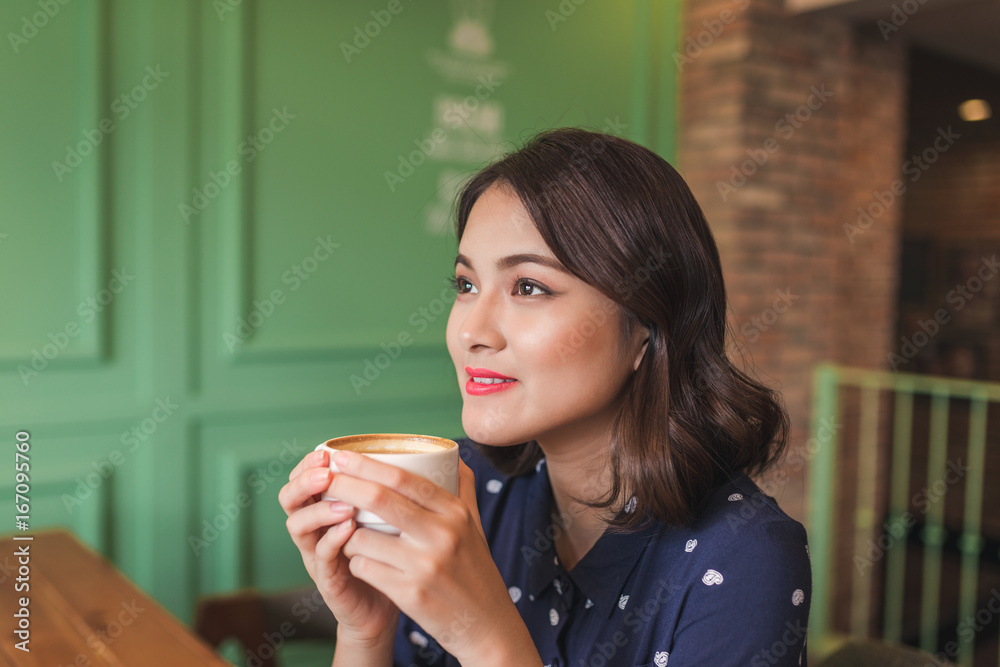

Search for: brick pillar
xmin=677 ymin=0 xmax=908 ymax=528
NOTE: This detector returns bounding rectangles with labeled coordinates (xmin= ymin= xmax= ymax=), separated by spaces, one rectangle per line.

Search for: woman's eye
xmin=515 ymin=280 xmax=547 ymax=297
xmin=455 ymin=277 xmax=477 ymax=294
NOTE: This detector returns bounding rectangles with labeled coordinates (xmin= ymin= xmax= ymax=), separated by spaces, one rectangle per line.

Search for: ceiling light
xmin=958 ymin=99 xmax=992 ymax=122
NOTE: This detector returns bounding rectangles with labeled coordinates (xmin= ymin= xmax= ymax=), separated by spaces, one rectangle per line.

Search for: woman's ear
xmin=633 ymin=340 xmax=648 ymax=371
xmin=632 ymin=326 xmax=650 ymax=372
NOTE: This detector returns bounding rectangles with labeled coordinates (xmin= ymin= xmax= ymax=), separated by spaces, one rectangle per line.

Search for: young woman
xmin=279 ymin=128 xmax=811 ymax=666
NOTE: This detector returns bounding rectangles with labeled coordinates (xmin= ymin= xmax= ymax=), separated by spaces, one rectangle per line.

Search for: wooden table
xmin=0 ymin=529 xmax=231 ymax=666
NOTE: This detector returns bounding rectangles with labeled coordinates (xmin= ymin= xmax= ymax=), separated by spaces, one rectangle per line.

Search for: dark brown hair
xmin=454 ymin=127 xmax=789 ymax=531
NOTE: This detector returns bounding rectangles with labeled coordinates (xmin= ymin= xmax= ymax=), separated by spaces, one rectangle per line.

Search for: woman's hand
xmin=278 ymin=448 xmax=400 ymax=646
xmin=331 ymin=449 xmax=540 ymax=664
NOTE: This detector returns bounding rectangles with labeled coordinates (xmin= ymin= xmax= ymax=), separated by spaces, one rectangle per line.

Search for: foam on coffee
xmin=322 ymin=435 xmax=452 ymax=454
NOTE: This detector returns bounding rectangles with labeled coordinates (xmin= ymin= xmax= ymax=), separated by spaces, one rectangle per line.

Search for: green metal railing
xmin=807 ymin=364 xmax=1000 ymax=666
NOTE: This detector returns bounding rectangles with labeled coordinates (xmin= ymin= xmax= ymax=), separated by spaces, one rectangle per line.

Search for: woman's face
xmin=445 ymin=183 xmax=647 ymax=447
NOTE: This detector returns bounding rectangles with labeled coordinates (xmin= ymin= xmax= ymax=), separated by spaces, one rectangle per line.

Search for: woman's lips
xmin=464 ymin=367 xmax=518 ymax=396
xmin=465 ymin=377 xmax=518 ymax=396
xmin=465 ymin=366 xmax=515 ymax=380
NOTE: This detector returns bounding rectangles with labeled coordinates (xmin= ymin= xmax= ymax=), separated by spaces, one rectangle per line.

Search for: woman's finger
xmin=455 ymin=460 xmax=483 ymax=533
xmin=324 ymin=470 xmax=435 ymax=537
xmin=288 ymin=448 xmax=328 ymax=483
xmin=278 ymin=465 xmax=333 ymax=517
xmin=340 ymin=524 xmax=415 ymax=571
xmin=314 ymin=517 xmax=357 ymax=576
xmin=286 ymin=500 xmax=356 ymax=547
xmin=328 ymin=449 xmax=454 ymax=513
xmin=346 ymin=546 xmax=407 ymax=599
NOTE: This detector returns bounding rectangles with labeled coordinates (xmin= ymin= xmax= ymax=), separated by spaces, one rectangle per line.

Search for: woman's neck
xmin=536 ymin=422 xmax=619 ymax=570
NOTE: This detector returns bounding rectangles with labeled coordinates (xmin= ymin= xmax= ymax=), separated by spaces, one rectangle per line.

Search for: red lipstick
xmin=464 ymin=366 xmax=518 ymax=396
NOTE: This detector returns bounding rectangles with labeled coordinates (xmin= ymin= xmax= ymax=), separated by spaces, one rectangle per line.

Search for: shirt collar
xmin=521 ymin=463 xmax=662 ymax=618
xmin=521 ymin=466 xmax=562 ymax=600
xmin=569 ymin=515 xmax=661 ymax=618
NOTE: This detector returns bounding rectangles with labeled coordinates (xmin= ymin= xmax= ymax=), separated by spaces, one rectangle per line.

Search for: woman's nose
xmin=457 ymin=292 xmax=505 ymax=351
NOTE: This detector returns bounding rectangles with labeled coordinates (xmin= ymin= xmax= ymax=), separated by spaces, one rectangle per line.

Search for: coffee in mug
xmin=314 ymin=433 xmax=459 ymax=534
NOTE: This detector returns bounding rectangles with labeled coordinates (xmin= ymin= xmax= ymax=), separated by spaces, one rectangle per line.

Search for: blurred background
xmin=1 ymin=0 xmax=998 ymax=665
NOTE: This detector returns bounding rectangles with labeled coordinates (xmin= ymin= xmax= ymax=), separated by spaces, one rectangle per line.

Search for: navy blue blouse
xmin=393 ymin=438 xmax=811 ymax=666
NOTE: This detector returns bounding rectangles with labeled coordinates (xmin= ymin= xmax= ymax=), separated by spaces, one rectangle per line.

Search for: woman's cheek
xmin=445 ymin=304 xmax=464 ymax=358
xmin=518 ymin=317 xmax=575 ymax=372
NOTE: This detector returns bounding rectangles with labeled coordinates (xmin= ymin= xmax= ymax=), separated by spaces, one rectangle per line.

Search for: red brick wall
xmin=678 ymin=0 xmax=908 ymax=530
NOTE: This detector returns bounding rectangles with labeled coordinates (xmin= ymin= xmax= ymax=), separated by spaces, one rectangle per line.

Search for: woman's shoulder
xmin=634 ymin=475 xmax=811 ymax=664
xmin=680 ymin=473 xmax=810 ymax=561
xmin=635 ymin=472 xmax=811 ymax=598
xmin=650 ymin=472 xmax=811 ymax=602
xmin=694 ymin=473 xmax=805 ymax=531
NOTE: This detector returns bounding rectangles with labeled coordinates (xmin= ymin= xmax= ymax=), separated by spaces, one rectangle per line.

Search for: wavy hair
xmin=454 ymin=127 xmax=790 ymax=531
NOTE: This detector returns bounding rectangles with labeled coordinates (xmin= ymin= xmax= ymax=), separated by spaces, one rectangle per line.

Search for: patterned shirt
xmin=393 ymin=437 xmax=811 ymax=666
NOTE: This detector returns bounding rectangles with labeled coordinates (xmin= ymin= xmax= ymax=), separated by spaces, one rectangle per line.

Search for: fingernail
xmin=314 ymin=449 xmax=328 ymax=464
xmin=333 ymin=450 xmax=353 ymax=467
xmin=329 ymin=501 xmax=353 ymax=513
xmin=311 ymin=469 xmax=329 ymax=484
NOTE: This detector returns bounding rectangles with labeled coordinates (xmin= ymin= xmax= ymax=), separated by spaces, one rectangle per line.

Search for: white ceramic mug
xmin=314 ymin=433 xmax=459 ymax=535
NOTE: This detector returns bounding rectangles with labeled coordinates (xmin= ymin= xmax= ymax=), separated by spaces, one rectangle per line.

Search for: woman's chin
xmin=462 ymin=413 xmax=518 ymax=446
xmin=464 ymin=425 xmax=504 ymax=446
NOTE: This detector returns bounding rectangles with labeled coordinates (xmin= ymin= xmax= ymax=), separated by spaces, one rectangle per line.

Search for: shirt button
xmin=549 ymin=608 xmax=560 ymax=625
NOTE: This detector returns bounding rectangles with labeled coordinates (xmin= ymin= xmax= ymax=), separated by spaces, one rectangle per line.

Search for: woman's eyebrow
xmin=455 ymin=253 xmax=571 ymax=275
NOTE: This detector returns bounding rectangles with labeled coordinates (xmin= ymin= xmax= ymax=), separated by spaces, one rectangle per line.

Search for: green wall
xmin=1 ymin=0 xmax=679 ymax=658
